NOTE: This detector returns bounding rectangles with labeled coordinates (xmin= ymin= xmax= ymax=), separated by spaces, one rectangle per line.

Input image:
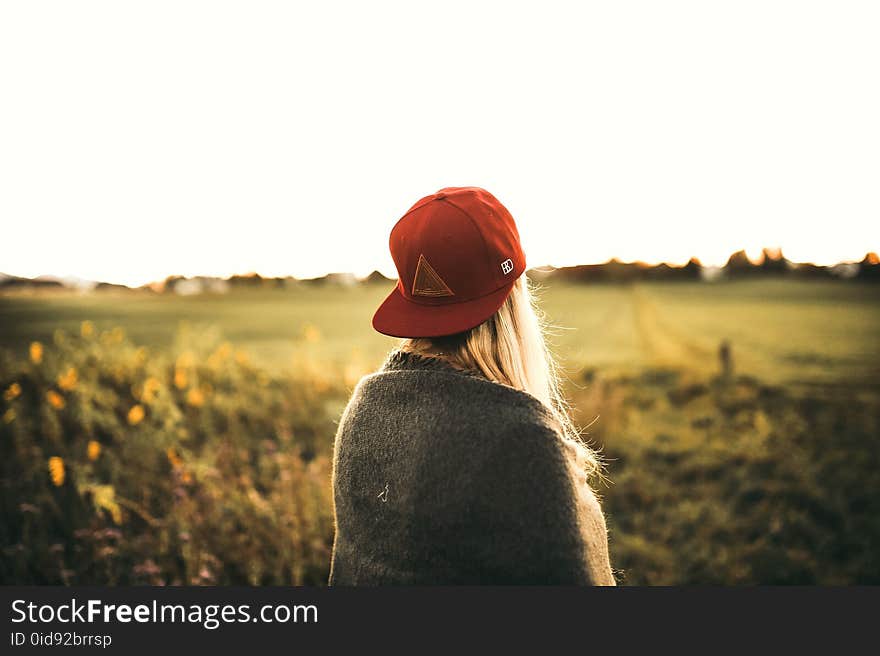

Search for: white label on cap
xmin=501 ymin=258 xmax=514 ymax=275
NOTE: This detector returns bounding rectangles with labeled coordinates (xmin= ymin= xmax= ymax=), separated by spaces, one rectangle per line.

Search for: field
xmin=1 ymin=279 xmax=879 ymax=584
xmin=3 ymin=279 xmax=877 ymax=385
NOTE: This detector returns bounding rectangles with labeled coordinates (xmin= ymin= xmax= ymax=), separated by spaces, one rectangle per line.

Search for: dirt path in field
xmin=631 ymin=286 xmax=715 ymax=369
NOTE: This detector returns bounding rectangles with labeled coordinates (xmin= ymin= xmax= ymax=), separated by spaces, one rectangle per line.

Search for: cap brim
xmin=372 ymin=281 xmax=515 ymax=338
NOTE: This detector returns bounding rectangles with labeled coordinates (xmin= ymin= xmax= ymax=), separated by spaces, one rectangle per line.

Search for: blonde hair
xmin=400 ymin=275 xmax=602 ymax=480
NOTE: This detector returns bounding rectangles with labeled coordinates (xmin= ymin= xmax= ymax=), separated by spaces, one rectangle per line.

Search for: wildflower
xmin=2 ymin=408 xmax=14 ymax=424
xmin=57 ymin=367 xmax=78 ymax=391
xmin=127 ymin=404 xmax=145 ymax=425
xmin=166 ymin=446 xmax=183 ymax=469
xmin=111 ymin=326 xmax=125 ymax=343
xmin=173 ymin=368 xmax=188 ymax=390
xmin=235 ymin=349 xmax=249 ymax=365
xmin=48 ymin=457 xmax=65 ymax=486
xmin=80 ymin=321 xmax=95 ymax=338
xmin=30 ymin=341 xmax=43 ymax=364
xmin=3 ymin=382 xmax=21 ymax=401
xmin=46 ymin=390 xmax=65 ymax=410
xmin=186 ymin=388 xmax=205 ymax=407
xmin=87 ymin=440 xmax=101 ymax=461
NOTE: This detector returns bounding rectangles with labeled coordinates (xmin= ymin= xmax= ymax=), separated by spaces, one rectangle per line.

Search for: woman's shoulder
xmin=350 ymin=349 xmax=562 ymax=434
xmin=343 ymin=351 xmax=582 ymax=492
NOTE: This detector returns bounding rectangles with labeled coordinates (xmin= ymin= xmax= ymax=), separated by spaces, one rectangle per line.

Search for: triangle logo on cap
xmin=412 ymin=254 xmax=454 ymax=297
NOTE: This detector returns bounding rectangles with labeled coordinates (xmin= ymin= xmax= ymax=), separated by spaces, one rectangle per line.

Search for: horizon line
xmin=2 ymin=248 xmax=878 ymax=290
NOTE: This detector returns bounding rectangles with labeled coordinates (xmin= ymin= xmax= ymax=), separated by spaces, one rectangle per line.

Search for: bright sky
xmin=1 ymin=1 xmax=878 ymax=286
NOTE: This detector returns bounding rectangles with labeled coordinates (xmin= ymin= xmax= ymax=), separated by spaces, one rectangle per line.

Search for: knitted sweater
xmin=329 ymin=349 xmax=616 ymax=585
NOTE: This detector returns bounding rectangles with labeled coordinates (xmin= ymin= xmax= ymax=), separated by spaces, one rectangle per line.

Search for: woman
xmin=329 ymin=187 xmax=615 ymax=585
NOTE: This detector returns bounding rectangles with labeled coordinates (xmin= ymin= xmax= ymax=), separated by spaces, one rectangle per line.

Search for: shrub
xmin=0 ymin=324 xmax=339 ymax=585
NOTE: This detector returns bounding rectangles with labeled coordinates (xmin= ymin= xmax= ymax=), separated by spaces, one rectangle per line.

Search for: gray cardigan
xmin=329 ymin=349 xmax=616 ymax=585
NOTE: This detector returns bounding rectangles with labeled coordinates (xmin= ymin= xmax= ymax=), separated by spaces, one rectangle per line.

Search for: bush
xmin=0 ymin=323 xmax=339 ymax=585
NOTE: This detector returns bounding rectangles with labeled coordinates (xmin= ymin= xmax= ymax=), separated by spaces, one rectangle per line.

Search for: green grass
xmin=538 ymin=279 xmax=880 ymax=387
xmin=2 ymin=279 xmax=877 ymax=387
xmin=0 ymin=285 xmax=397 ymax=373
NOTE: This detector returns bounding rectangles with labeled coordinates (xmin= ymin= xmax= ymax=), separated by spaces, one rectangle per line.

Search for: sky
xmin=1 ymin=1 xmax=878 ymax=287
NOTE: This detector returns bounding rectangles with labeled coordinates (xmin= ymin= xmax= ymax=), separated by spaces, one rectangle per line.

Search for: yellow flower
xmin=2 ymin=408 xmax=14 ymax=424
xmin=186 ymin=388 xmax=205 ymax=407
xmin=80 ymin=321 xmax=94 ymax=338
xmin=87 ymin=440 xmax=101 ymax=461
xmin=57 ymin=367 xmax=78 ymax=391
xmin=166 ymin=446 xmax=183 ymax=469
xmin=235 ymin=349 xmax=249 ymax=365
xmin=3 ymin=382 xmax=21 ymax=401
xmin=111 ymin=326 xmax=125 ymax=343
xmin=46 ymin=390 xmax=65 ymax=410
xmin=48 ymin=456 xmax=65 ymax=486
xmin=30 ymin=341 xmax=43 ymax=364
xmin=127 ymin=404 xmax=145 ymax=425
xmin=173 ymin=368 xmax=188 ymax=390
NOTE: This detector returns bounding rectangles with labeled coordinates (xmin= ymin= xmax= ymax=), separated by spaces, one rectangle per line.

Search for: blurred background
xmin=1 ymin=1 xmax=878 ymax=584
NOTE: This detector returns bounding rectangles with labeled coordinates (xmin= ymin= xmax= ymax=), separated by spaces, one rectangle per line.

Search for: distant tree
xmin=94 ymin=282 xmax=130 ymax=292
xmin=365 ymin=270 xmax=393 ymax=284
xmin=723 ymin=250 xmax=758 ymax=278
xmin=759 ymin=247 xmax=789 ymax=274
xmin=0 ymin=276 xmax=64 ymax=290
xmin=162 ymin=275 xmax=185 ymax=294
xmin=682 ymin=257 xmax=702 ymax=279
xmin=790 ymin=263 xmax=833 ymax=280
xmin=228 ymin=273 xmax=264 ymax=287
xmin=858 ymin=252 xmax=880 ymax=281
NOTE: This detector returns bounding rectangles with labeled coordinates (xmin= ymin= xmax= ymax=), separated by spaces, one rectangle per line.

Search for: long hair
xmin=400 ymin=274 xmax=602 ymax=480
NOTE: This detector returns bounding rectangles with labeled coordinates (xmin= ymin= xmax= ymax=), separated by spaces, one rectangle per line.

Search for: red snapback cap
xmin=372 ymin=186 xmax=527 ymax=338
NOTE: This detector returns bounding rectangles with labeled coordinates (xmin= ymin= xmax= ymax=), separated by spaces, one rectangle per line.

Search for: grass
xmin=1 ymin=277 xmax=878 ymax=584
xmin=2 ymin=279 xmax=878 ymax=385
